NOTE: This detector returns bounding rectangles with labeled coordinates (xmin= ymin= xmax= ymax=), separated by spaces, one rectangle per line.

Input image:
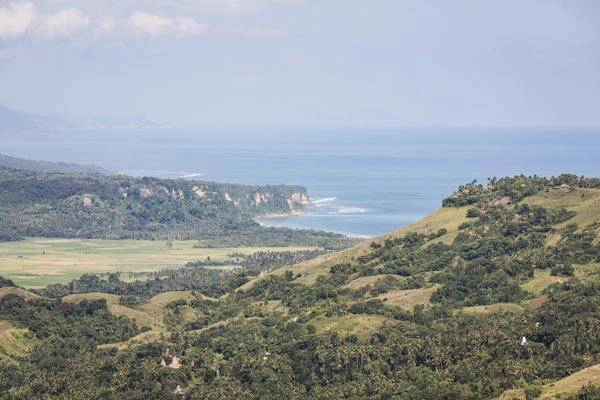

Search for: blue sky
xmin=0 ymin=0 xmax=599 ymax=127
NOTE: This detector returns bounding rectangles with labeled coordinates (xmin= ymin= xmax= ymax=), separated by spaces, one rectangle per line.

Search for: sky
xmin=0 ymin=0 xmax=599 ymax=128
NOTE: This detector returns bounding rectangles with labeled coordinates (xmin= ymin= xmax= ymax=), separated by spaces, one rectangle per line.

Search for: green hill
xmin=0 ymin=168 xmax=354 ymax=248
xmin=1 ymin=174 xmax=600 ymax=399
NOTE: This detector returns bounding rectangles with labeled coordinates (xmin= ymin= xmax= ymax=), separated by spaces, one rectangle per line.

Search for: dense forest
xmin=2 ymin=174 xmax=600 ymax=399
xmin=0 ymin=167 xmax=355 ymax=247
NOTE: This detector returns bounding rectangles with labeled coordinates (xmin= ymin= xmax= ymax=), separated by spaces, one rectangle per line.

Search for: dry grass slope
xmin=0 ymin=286 xmax=40 ymax=300
xmin=343 ymin=274 xmax=398 ymax=290
xmin=374 ymin=285 xmax=440 ymax=311
xmin=62 ymin=292 xmax=164 ymax=330
xmin=308 ymin=314 xmax=393 ymax=339
xmin=462 ymin=303 xmax=525 ymax=314
xmin=521 ymin=265 xmax=599 ymax=298
xmin=239 ymin=206 xmax=469 ymax=290
xmin=523 ymin=187 xmax=600 ymax=245
xmin=521 ymin=269 xmax=567 ymax=297
xmin=0 ymin=320 xmax=35 ymax=364
xmin=496 ymin=364 xmax=600 ymax=399
xmin=140 ymin=291 xmax=200 ymax=318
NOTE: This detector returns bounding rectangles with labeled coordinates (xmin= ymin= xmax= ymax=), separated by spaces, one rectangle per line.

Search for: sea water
xmin=2 ymin=128 xmax=600 ymax=237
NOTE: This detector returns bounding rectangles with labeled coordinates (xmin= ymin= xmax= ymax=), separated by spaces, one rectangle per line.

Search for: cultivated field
xmin=0 ymin=238 xmax=316 ymax=288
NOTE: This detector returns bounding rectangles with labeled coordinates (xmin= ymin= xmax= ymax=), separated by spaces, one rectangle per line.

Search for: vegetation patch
xmin=308 ymin=314 xmax=392 ymax=338
xmin=0 ymin=320 xmax=35 ymax=363
xmin=521 ymin=269 xmax=567 ymax=297
xmin=343 ymin=274 xmax=397 ymax=290
xmin=374 ymin=285 xmax=439 ymax=310
xmin=62 ymin=292 xmax=163 ymax=329
xmin=462 ymin=302 xmax=525 ymax=314
xmin=496 ymin=364 xmax=600 ymax=400
xmin=0 ymin=286 xmax=40 ymax=300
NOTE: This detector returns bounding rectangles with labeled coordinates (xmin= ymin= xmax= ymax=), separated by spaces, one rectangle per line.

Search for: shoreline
xmin=255 ymin=209 xmax=306 ymax=221
xmin=254 ymin=210 xmax=373 ymax=240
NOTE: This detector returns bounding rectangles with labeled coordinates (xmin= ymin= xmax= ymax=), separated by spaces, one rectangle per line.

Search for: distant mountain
xmin=0 ymin=104 xmax=49 ymax=130
xmin=0 ymin=104 xmax=169 ymax=131
xmin=0 ymin=153 xmax=106 ymax=174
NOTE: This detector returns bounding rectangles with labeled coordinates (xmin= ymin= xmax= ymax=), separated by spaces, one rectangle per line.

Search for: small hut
xmin=170 ymin=356 xmax=181 ymax=369
xmin=174 ymin=385 xmax=186 ymax=399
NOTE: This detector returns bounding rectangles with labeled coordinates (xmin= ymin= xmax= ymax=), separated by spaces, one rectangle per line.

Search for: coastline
xmin=254 ymin=209 xmax=306 ymax=227
xmin=254 ymin=210 xmax=373 ymax=239
xmin=255 ymin=209 xmax=306 ymax=220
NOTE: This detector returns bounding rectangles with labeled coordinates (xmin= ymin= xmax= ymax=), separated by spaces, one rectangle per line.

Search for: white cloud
xmin=36 ymin=8 xmax=90 ymax=40
xmin=212 ymin=25 xmax=284 ymax=37
xmin=0 ymin=1 xmax=36 ymax=39
xmin=96 ymin=16 xmax=117 ymax=36
xmin=128 ymin=11 xmax=207 ymax=38
xmin=129 ymin=12 xmax=173 ymax=37
xmin=0 ymin=2 xmax=272 ymax=48
xmin=191 ymin=0 xmax=303 ymax=13
xmin=176 ymin=17 xmax=206 ymax=37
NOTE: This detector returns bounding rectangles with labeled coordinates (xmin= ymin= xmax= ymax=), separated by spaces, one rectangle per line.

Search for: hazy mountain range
xmin=0 ymin=104 xmax=170 ymax=131
xmin=0 ymin=153 xmax=106 ymax=174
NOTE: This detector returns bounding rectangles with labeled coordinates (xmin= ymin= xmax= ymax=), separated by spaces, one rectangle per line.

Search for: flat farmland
xmin=0 ymin=238 xmax=315 ymax=288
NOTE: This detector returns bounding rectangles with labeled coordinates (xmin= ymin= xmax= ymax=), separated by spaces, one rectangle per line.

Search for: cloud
xmin=212 ymin=25 xmax=284 ymax=37
xmin=128 ymin=11 xmax=207 ymax=38
xmin=0 ymin=1 xmax=276 ymax=48
xmin=96 ymin=16 xmax=117 ymax=36
xmin=191 ymin=0 xmax=303 ymax=13
xmin=35 ymin=8 xmax=90 ymax=40
xmin=0 ymin=1 xmax=36 ymax=39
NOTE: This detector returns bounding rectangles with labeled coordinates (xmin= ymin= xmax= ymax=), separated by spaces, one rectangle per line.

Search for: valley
xmin=0 ymin=238 xmax=317 ymax=288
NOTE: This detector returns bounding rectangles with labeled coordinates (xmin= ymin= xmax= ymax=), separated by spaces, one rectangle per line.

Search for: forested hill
xmin=2 ymin=174 xmax=600 ymax=399
xmin=0 ymin=153 xmax=106 ymax=174
xmin=0 ymin=167 xmax=313 ymax=241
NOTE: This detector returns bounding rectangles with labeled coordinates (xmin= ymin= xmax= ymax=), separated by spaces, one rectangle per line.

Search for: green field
xmin=0 ymin=238 xmax=316 ymax=288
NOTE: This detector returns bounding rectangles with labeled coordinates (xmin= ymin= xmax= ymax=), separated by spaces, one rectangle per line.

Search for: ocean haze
xmin=2 ymin=128 xmax=599 ymax=237
xmin=1 ymin=1 xmax=599 ymax=127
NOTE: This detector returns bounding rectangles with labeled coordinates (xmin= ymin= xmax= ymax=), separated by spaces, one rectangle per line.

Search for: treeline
xmin=38 ymin=250 xmax=329 ymax=300
xmin=185 ymin=249 xmax=328 ymax=276
xmin=235 ymin=249 xmax=328 ymax=276
xmin=38 ymin=269 xmax=243 ymax=300
xmin=193 ymin=228 xmax=357 ymax=250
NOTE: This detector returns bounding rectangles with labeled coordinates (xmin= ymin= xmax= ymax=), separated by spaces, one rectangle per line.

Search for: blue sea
xmin=2 ymin=128 xmax=600 ymax=237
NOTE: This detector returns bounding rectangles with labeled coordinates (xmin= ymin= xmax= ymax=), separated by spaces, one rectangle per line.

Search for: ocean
xmin=2 ymin=128 xmax=600 ymax=237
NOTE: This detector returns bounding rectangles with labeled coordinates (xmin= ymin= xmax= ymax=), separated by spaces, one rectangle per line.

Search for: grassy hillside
xmin=2 ymin=174 xmax=600 ymax=399
xmin=0 ymin=320 xmax=35 ymax=364
xmin=496 ymin=364 xmax=600 ymax=399
xmin=62 ymin=292 xmax=164 ymax=330
xmin=239 ymin=205 xmax=470 ymax=288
